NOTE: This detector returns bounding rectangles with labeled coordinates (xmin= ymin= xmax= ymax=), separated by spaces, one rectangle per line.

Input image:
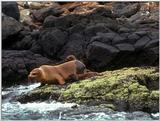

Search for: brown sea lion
xmin=28 ymin=60 xmax=86 ymax=86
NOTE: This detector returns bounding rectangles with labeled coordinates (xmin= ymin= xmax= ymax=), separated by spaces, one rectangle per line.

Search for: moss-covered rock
xmin=16 ymin=67 xmax=159 ymax=113
xmin=16 ymin=85 xmax=64 ymax=103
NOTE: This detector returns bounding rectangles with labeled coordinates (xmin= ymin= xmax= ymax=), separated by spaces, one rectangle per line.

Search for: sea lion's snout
xmin=28 ymin=68 xmax=40 ymax=81
xmin=28 ymin=75 xmax=32 ymax=81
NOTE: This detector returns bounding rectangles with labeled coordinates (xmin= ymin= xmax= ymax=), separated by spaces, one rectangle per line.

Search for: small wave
xmin=63 ymin=112 xmax=127 ymax=120
xmin=2 ymin=101 xmax=77 ymax=120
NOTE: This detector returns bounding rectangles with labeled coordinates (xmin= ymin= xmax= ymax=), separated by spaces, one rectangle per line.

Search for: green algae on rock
xmin=16 ymin=67 xmax=159 ymax=113
xmin=59 ymin=67 xmax=159 ymax=112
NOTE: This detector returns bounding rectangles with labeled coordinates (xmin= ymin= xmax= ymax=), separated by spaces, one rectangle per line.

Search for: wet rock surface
xmin=16 ymin=67 xmax=159 ymax=113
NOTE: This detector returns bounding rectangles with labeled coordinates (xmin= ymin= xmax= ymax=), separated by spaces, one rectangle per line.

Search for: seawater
xmin=1 ymin=83 xmax=159 ymax=120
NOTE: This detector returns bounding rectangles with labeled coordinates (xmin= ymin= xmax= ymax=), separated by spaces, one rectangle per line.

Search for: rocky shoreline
xmin=2 ymin=1 xmax=159 ymax=115
xmin=16 ymin=67 xmax=159 ymax=113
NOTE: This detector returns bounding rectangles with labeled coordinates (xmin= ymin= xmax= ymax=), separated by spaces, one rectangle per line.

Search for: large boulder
xmin=58 ymin=33 xmax=86 ymax=60
xmin=2 ymin=14 xmax=23 ymax=48
xmin=86 ymin=41 xmax=119 ymax=71
xmin=38 ymin=28 xmax=68 ymax=58
xmin=2 ymin=50 xmax=54 ymax=86
xmin=2 ymin=2 xmax=20 ymax=21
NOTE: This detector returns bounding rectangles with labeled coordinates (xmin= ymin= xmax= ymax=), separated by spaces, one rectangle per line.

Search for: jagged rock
xmin=84 ymin=23 xmax=111 ymax=41
xmin=134 ymin=36 xmax=151 ymax=50
xmin=149 ymin=31 xmax=159 ymax=40
xmin=45 ymin=14 xmax=83 ymax=29
xmin=144 ymin=39 xmax=159 ymax=49
xmin=118 ymin=27 xmax=131 ymax=33
xmin=134 ymin=30 xmax=147 ymax=36
xmin=43 ymin=15 xmax=58 ymax=28
xmin=90 ymin=33 xmax=113 ymax=45
xmin=30 ymin=30 xmax=40 ymax=40
xmin=148 ymin=47 xmax=159 ymax=55
xmin=58 ymin=33 xmax=86 ymax=60
xmin=68 ymin=23 xmax=86 ymax=34
xmin=127 ymin=33 xmax=140 ymax=44
xmin=10 ymin=35 xmax=33 ymax=50
xmin=2 ymin=2 xmax=20 ymax=21
xmin=86 ymin=41 xmax=119 ymax=70
xmin=31 ymin=7 xmax=64 ymax=22
xmin=112 ymin=34 xmax=125 ymax=45
xmin=38 ymin=28 xmax=68 ymax=58
xmin=2 ymin=50 xmax=54 ymax=86
xmin=2 ymin=14 xmax=23 ymax=48
xmin=115 ymin=43 xmax=135 ymax=52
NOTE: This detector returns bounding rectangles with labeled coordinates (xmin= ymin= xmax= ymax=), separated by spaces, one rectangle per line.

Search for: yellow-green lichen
xmin=60 ymin=67 xmax=159 ymax=106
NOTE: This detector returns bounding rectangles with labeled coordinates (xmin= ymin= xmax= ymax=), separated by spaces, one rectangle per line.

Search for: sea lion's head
xmin=28 ymin=68 xmax=42 ymax=82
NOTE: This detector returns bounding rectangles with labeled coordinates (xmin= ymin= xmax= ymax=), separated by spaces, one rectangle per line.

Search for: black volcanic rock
xmin=2 ymin=2 xmax=20 ymax=21
xmin=38 ymin=28 xmax=68 ymax=58
xmin=58 ymin=33 xmax=86 ymax=60
xmin=2 ymin=50 xmax=54 ymax=86
xmin=43 ymin=15 xmax=58 ymax=28
xmin=86 ymin=41 xmax=119 ymax=70
xmin=31 ymin=7 xmax=64 ymax=22
xmin=2 ymin=14 xmax=23 ymax=48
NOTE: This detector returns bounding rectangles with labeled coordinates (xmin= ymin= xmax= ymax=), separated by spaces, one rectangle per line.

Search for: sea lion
xmin=28 ymin=60 xmax=86 ymax=86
